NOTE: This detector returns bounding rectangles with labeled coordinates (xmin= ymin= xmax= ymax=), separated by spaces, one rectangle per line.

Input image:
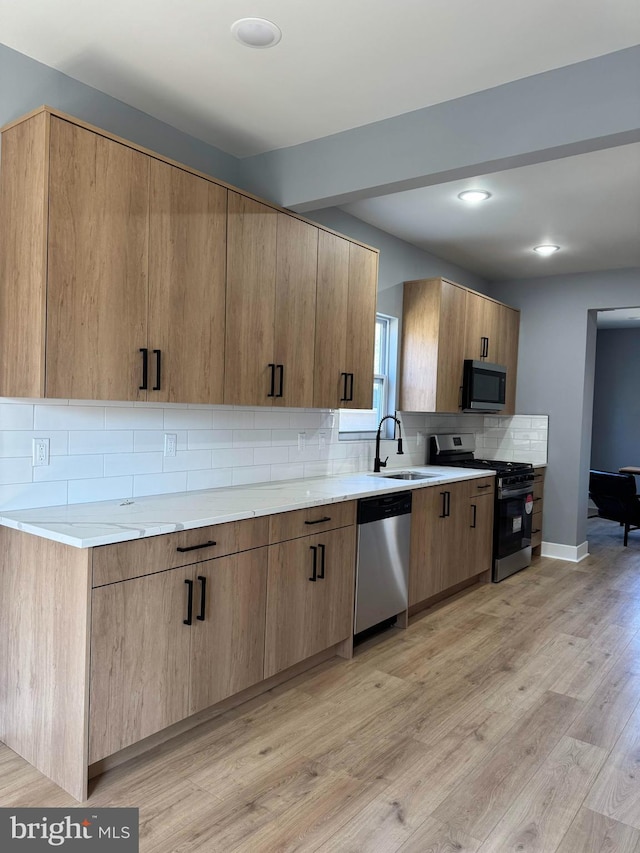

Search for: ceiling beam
xmin=239 ymin=47 xmax=640 ymax=212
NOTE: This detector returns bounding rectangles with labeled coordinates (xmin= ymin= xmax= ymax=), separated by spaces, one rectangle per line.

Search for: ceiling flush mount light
xmin=533 ymin=244 xmax=560 ymax=256
xmin=231 ymin=17 xmax=282 ymax=48
xmin=458 ymin=190 xmax=492 ymax=203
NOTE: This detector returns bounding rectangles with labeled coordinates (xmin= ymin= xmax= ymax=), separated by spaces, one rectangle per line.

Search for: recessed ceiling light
xmin=457 ymin=190 xmax=492 ymax=203
xmin=533 ymin=244 xmax=560 ymax=256
xmin=231 ymin=17 xmax=282 ymax=49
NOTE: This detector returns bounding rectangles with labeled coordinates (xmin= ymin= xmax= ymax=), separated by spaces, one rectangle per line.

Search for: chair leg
xmin=624 ymin=523 xmax=629 ymax=546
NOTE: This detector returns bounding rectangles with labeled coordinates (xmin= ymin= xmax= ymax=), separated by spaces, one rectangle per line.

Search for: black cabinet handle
xmin=196 ymin=575 xmax=206 ymax=621
xmin=304 ymin=516 xmax=331 ymax=525
xmin=139 ymin=348 xmax=148 ymax=390
xmin=317 ymin=543 xmax=326 ymax=579
xmin=348 ymin=373 xmax=354 ymax=402
xmin=267 ymin=363 xmax=276 ymax=397
xmin=471 ymin=504 xmax=477 ymax=528
xmin=176 ymin=540 xmax=216 ymax=553
xmin=446 ymin=491 xmax=451 ymax=517
xmin=533 ymin=497 xmax=542 ymax=503
xmin=476 ymin=484 xmax=492 ymax=490
xmin=340 ymin=372 xmax=349 ymax=402
xmin=481 ymin=336 xmax=489 ymax=358
xmin=532 ymin=528 xmax=541 ymax=534
xmin=152 ymin=349 xmax=162 ymax=391
xmin=183 ymin=578 xmax=193 ymax=626
xmin=276 ymin=364 xmax=284 ymax=398
xmin=440 ymin=491 xmax=448 ymax=518
xmin=309 ymin=545 xmax=317 ymax=582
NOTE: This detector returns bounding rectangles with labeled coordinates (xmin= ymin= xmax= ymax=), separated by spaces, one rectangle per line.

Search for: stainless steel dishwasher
xmin=354 ymin=491 xmax=412 ymax=636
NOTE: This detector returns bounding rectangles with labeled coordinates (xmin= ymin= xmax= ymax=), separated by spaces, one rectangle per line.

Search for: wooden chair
xmin=589 ymin=470 xmax=640 ymax=546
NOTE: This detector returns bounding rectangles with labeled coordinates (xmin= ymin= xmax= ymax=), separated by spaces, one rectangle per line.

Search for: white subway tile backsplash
xmin=187 ymin=468 xmax=233 ymax=491
xmin=163 ymin=409 xmax=213 ymax=430
xmin=69 ymin=430 xmax=134 ymax=455
xmin=105 ymin=407 xmax=164 ymax=430
xmin=35 ymin=404 xmax=105 ymax=430
xmin=0 ymin=457 xmax=33 ymax=485
xmin=0 ymin=481 xmax=68 ymax=511
xmin=133 ymin=471 xmax=187 ymax=497
xmin=163 ymin=450 xmax=213 ymax=473
xmin=0 ymin=402 xmax=34 ymax=429
xmin=34 ymin=454 xmax=104 ymax=482
xmin=104 ymin=452 xmax=163 ymax=477
xmin=0 ymin=431 xmax=68 ymax=458
xmin=0 ymin=400 xmax=550 ymax=510
xmin=187 ymin=430 xmax=233 ymax=450
xmin=68 ymin=476 xmax=133 ymax=505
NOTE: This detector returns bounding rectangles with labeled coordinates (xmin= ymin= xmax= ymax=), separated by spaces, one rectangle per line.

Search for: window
xmin=339 ymin=313 xmax=396 ymax=438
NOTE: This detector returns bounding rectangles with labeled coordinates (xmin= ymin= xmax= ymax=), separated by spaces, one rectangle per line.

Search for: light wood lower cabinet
xmin=409 ymin=477 xmax=494 ymax=606
xmin=531 ymin=468 xmax=546 ymax=554
xmin=264 ymin=525 xmax=356 ymax=678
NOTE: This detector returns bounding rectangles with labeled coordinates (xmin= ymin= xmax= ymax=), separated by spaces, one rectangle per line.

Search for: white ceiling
xmin=1 ymin=0 xmax=639 ymax=281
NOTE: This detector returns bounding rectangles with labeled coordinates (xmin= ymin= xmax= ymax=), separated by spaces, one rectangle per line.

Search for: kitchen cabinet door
xmin=89 ymin=566 xmax=193 ymax=763
xmin=273 ymin=214 xmax=318 ymax=408
xmin=463 ymin=492 xmax=494 ymax=583
xmin=188 ymin=549 xmax=268 ymax=715
xmin=409 ymin=485 xmax=447 ymax=605
xmin=464 ymin=290 xmax=503 ymax=364
xmin=345 ymin=242 xmax=378 ymax=409
xmin=400 ymin=278 xmax=467 ymax=413
xmin=148 ymin=160 xmax=227 ymax=404
xmin=264 ymin=525 xmax=356 ymax=678
xmin=224 ymin=192 xmax=277 ymax=405
xmin=46 ymin=117 xmax=150 ymax=401
xmin=313 ymin=231 xmax=350 ymax=408
xmin=496 ymin=304 xmax=520 ymax=415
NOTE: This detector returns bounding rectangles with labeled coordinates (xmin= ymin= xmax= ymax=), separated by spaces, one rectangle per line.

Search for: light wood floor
xmin=3 ymin=517 xmax=640 ymax=851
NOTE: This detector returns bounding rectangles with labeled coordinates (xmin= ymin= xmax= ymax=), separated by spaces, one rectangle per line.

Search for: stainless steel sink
xmin=375 ymin=470 xmax=438 ymax=480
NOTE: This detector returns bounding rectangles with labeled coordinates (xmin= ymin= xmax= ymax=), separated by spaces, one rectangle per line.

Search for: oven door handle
xmin=500 ymin=485 xmax=534 ymax=499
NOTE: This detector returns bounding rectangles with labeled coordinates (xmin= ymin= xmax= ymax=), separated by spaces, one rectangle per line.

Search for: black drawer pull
xmin=304 ymin=516 xmax=331 ymax=525
xmin=139 ymin=348 xmax=148 ymax=390
xmin=532 ymin=528 xmax=541 ymax=534
xmin=152 ymin=348 xmax=162 ymax=391
xmin=309 ymin=545 xmax=317 ymax=582
xmin=176 ymin=540 xmax=217 ymax=553
xmin=471 ymin=504 xmax=477 ymax=528
xmin=476 ymin=484 xmax=492 ymax=490
xmin=197 ymin=575 xmax=206 ymax=621
xmin=268 ymin=363 xmax=276 ymax=397
xmin=276 ymin=364 xmax=284 ymax=398
xmin=533 ymin=497 xmax=542 ymax=502
xmin=440 ymin=491 xmax=451 ymax=518
xmin=347 ymin=373 xmax=354 ymax=402
xmin=317 ymin=543 xmax=326 ymax=579
xmin=183 ymin=579 xmax=193 ymax=626
xmin=340 ymin=372 xmax=349 ymax=402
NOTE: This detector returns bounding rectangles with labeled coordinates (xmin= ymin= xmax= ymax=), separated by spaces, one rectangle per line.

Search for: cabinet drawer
xmin=533 ymin=479 xmax=545 ymax=501
xmin=269 ymin=501 xmax=355 ymax=544
xmin=92 ymin=516 xmax=270 ymax=587
xmin=467 ymin=476 xmax=495 ymax=496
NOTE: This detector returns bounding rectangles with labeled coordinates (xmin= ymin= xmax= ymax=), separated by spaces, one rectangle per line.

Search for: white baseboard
xmin=540 ymin=541 xmax=589 ymax=562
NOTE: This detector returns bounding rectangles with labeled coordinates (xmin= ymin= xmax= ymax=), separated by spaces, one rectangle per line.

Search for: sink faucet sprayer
xmin=373 ymin=415 xmax=404 ymax=473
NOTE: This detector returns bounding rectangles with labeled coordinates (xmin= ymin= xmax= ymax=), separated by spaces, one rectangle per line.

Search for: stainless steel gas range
xmin=430 ymin=434 xmax=535 ymax=582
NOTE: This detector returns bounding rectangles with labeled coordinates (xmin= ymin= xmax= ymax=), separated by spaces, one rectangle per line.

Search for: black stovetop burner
xmin=450 ymin=458 xmax=533 ymax=474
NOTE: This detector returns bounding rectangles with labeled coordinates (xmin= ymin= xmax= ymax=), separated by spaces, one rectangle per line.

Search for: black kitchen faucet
xmin=373 ymin=415 xmax=404 ymax=473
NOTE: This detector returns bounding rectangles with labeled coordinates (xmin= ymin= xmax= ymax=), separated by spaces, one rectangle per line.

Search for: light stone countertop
xmin=0 ymin=466 xmax=495 ymax=549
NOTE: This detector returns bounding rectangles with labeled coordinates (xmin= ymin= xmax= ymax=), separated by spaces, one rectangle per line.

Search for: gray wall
xmin=591 ymin=328 xmax=640 ymax=472
xmin=0 ymin=43 xmax=240 ymax=185
xmin=489 ymin=268 xmax=640 ymax=549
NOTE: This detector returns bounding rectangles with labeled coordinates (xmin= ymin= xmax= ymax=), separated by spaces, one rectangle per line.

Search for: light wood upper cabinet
xmin=313 ymin=233 xmax=378 ymax=409
xmin=400 ymin=276 xmax=519 ymax=415
xmin=400 ymin=277 xmax=467 ymax=412
xmin=148 ymin=160 xmax=227 ymax=405
xmin=345 ymin=243 xmax=378 ymax=409
xmin=224 ymin=192 xmax=278 ymax=406
xmin=273 ymin=213 xmax=319 ymax=408
xmin=1 ymin=107 xmax=379 ymax=408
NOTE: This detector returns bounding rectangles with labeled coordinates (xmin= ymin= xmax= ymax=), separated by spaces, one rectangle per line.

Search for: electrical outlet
xmin=318 ymin=431 xmax=327 ymax=449
xmin=32 ymin=438 xmax=50 ymax=467
xmin=416 ymin=431 xmax=424 ymax=447
xmin=163 ymin=433 xmax=177 ymax=458
xmin=298 ymin=432 xmax=306 ymax=451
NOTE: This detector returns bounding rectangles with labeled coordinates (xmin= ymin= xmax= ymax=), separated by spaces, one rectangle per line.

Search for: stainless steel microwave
xmin=462 ymin=360 xmax=506 ymax=412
